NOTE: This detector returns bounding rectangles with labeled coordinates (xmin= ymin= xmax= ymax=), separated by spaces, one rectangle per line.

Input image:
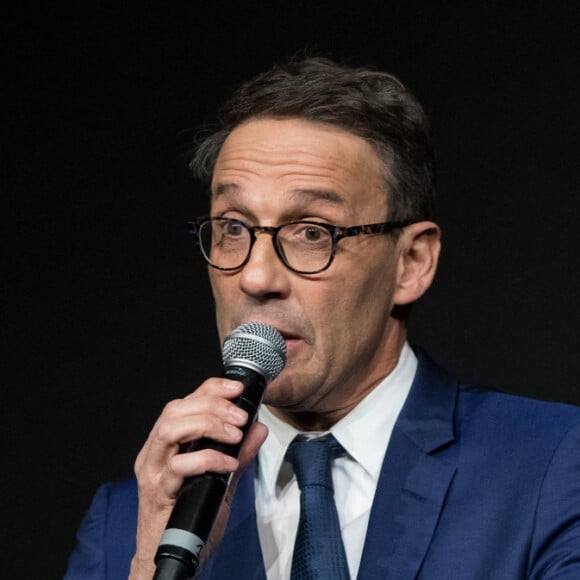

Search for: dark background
xmin=3 ymin=2 xmax=579 ymax=577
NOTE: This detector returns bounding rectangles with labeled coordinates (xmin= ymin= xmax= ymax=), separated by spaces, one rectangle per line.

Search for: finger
xmin=154 ymin=409 xmax=247 ymax=448
xmin=238 ymin=421 xmax=269 ymax=470
xmin=221 ymin=421 xmax=270 ymax=505
xmin=140 ymin=397 xmax=249 ymax=472
xmin=183 ymin=377 xmax=245 ymax=401
xmin=166 ymin=392 xmax=246 ymax=418
xmin=158 ymin=449 xmax=240 ymax=498
xmin=160 ymin=421 xmax=266 ymax=498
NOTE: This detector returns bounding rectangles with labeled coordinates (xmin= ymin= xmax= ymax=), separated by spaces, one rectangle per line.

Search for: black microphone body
xmin=153 ymin=323 xmax=286 ymax=580
xmin=154 ymin=366 xmax=266 ymax=578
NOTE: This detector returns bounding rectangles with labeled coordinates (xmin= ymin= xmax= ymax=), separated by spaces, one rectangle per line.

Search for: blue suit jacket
xmin=65 ymin=352 xmax=580 ymax=579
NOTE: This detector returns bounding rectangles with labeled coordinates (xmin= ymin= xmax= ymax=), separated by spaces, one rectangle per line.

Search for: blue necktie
xmin=286 ymin=435 xmax=350 ymax=580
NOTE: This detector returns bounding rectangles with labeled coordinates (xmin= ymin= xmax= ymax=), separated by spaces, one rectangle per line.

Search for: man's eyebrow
xmin=213 ymin=183 xmax=346 ymax=206
xmin=213 ymin=183 xmax=240 ymax=198
xmin=287 ymin=188 xmax=346 ymax=206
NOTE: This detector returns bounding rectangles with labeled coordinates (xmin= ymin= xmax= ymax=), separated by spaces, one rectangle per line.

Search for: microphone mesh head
xmin=222 ymin=322 xmax=287 ymax=383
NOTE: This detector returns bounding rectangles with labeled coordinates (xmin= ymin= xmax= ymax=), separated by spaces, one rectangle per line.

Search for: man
xmin=66 ymin=58 xmax=580 ymax=579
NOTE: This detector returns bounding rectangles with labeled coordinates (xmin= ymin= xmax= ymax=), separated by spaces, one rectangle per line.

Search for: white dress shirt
xmin=255 ymin=342 xmax=417 ymax=580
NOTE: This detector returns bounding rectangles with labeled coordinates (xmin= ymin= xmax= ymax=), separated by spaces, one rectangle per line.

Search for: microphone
xmin=153 ymin=322 xmax=287 ymax=580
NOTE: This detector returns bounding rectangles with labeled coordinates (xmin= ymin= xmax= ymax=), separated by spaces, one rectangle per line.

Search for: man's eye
xmin=303 ymin=227 xmax=324 ymax=242
xmin=223 ymin=222 xmax=244 ymax=236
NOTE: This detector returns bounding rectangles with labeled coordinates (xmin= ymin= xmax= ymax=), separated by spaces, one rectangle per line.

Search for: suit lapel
xmin=202 ymin=351 xmax=459 ymax=580
xmin=199 ymin=461 xmax=266 ymax=580
xmin=357 ymin=351 xmax=459 ymax=579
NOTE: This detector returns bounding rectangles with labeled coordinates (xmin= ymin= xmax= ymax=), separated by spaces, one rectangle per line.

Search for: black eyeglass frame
xmin=187 ymin=216 xmax=416 ymax=275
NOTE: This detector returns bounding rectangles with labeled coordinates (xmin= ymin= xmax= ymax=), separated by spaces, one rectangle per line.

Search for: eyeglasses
xmin=187 ymin=216 xmax=414 ymax=275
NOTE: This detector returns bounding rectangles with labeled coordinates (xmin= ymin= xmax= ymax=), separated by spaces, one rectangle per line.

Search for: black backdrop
xmin=3 ymin=2 xmax=579 ymax=577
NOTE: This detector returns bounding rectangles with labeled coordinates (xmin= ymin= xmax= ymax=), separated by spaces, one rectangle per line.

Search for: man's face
xmin=209 ymin=118 xmax=406 ymax=426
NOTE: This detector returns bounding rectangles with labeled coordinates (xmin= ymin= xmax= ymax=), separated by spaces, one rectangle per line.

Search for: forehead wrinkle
xmin=211 ymin=183 xmax=346 ymax=212
xmin=212 ymin=156 xmax=355 ymax=205
xmin=212 ymin=118 xmax=386 ymax=216
xmin=216 ymin=132 xmax=360 ymax=172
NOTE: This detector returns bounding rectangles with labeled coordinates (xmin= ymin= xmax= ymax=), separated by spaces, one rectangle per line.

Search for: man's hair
xmin=190 ymin=57 xmax=435 ymax=222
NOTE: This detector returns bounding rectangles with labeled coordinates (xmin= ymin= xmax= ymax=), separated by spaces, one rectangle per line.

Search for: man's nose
xmin=238 ymin=232 xmax=290 ymax=299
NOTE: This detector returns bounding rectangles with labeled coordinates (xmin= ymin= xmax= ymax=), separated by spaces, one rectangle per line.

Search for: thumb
xmin=238 ymin=420 xmax=269 ymax=471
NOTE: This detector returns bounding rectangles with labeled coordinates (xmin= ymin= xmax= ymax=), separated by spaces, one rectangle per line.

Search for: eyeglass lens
xmin=199 ymin=219 xmax=334 ymax=273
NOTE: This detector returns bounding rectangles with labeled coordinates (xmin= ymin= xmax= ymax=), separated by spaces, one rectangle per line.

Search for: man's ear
xmin=393 ymin=221 xmax=441 ymax=306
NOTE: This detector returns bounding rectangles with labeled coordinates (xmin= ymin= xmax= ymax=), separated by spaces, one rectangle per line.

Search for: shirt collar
xmin=257 ymin=342 xmax=417 ymax=498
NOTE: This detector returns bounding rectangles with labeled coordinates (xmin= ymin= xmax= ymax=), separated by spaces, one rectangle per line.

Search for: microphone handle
xmin=153 ymin=366 xmax=267 ymax=580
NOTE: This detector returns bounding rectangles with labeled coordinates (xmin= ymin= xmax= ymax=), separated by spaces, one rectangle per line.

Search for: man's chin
xmin=262 ymin=374 xmax=297 ymax=406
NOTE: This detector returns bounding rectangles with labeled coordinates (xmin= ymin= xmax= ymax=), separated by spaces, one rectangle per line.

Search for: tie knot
xmin=285 ymin=435 xmax=344 ymax=490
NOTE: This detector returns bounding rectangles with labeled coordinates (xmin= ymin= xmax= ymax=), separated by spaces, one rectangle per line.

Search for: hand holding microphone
xmin=130 ymin=323 xmax=286 ymax=580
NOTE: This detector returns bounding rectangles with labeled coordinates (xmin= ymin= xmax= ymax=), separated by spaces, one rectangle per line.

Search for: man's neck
xmin=266 ymin=331 xmax=407 ymax=431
